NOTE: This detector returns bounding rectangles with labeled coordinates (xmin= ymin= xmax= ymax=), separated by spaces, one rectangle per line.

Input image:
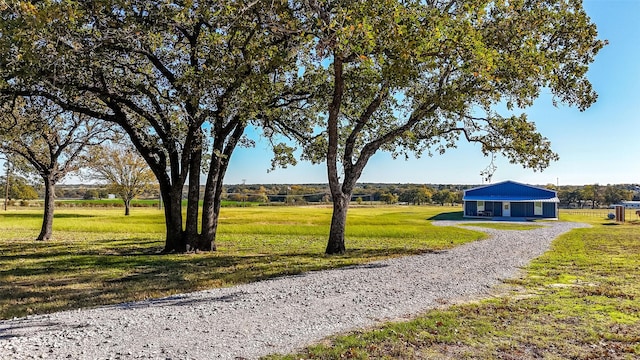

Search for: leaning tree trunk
xmin=199 ymin=120 xmax=245 ymax=251
xmin=326 ymin=193 xmax=350 ymax=254
xmin=37 ymin=176 xmax=55 ymax=241
xmin=200 ymin=164 xmax=223 ymax=252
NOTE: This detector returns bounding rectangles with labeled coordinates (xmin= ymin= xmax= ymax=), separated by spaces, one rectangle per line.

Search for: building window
xmin=534 ymin=201 xmax=543 ymax=216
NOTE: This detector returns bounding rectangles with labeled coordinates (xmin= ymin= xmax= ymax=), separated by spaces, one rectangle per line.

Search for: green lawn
xmin=0 ymin=205 xmax=483 ymax=319
xmin=267 ymin=213 xmax=640 ymax=359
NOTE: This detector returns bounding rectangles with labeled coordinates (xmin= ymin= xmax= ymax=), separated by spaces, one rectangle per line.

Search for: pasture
xmin=0 ymin=205 xmax=482 ymax=320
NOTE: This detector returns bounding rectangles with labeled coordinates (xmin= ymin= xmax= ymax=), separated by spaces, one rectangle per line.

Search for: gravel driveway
xmin=0 ymin=221 xmax=587 ymax=359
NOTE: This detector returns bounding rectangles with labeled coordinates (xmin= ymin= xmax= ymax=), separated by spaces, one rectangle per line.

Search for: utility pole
xmin=4 ymin=160 xmax=11 ymax=211
xmin=242 ymin=179 xmax=246 ymax=207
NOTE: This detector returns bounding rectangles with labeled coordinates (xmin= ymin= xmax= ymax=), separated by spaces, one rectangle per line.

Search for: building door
xmin=503 ymin=202 xmax=511 ymax=217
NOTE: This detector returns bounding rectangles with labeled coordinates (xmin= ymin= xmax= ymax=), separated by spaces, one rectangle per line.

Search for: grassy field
xmin=268 ymin=212 xmax=640 ymax=359
xmin=0 ymin=205 xmax=483 ymax=320
xmin=15 ymin=198 xmax=265 ymax=208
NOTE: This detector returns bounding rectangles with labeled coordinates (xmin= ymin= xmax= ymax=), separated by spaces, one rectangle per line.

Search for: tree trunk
xmin=124 ymin=198 xmax=131 ymax=216
xmin=37 ymin=176 xmax=55 ymax=241
xmin=200 ymin=165 xmax=222 ymax=251
xmin=325 ymin=56 xmax=347 ymax=255
xmin=185 ymin=140 xmax=202 ymax=251
xmin=321 ymin=47 xmax=391 ymax=253
xmin=119 ymin=119 xmax=189 ymax=253
xmin=3 ymin=163 xmax=10 ymax=211
xmin=160 ymin=184 xmax=186 ymax=253
xmin=326 ymin=193 xmax=350 ymax=254
xmin=200 ymin=121 xmax=245 ymax=251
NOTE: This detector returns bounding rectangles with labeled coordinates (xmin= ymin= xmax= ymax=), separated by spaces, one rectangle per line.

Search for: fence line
xmin=561 ymin=208 xmax=639 ymax=222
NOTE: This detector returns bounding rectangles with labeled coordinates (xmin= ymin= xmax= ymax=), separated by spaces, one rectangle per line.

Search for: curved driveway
xmin=0 ymin=221 xmax=587 ymax=359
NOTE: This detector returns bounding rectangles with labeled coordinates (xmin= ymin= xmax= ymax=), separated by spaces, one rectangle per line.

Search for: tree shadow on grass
xmin=0 ymin=244 xmax=436 ymax=320
xmin=0 ymin=245 xmax=438 ymax=340
xmin=427 ymin=211 xmax=464 ymax=221
xmin=0 ymin=239 xmax=163 ymax=263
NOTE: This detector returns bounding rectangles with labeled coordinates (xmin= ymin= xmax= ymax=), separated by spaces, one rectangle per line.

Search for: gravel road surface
xmin=0 ymin=221 xmax=587 ymax=359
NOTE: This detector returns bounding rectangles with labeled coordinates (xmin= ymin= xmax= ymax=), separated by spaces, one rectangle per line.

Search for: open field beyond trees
xmin=268 ymin=212 xmax=640 ymax=359
xmin=0 ymin=205 xmax=481 ymax=320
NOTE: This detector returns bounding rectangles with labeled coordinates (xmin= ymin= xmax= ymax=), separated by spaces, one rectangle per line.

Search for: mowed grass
xmin=268 ymin=212 xmax=640 ymax=359
xmin=0 ymin=205 xmax=484 ymax=320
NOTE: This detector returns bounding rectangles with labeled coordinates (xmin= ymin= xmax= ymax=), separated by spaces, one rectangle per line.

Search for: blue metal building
xmin=463 ymin=180 xmax=559 ymax=219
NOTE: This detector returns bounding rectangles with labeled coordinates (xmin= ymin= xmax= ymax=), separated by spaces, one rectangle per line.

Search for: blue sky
xmin=226 ymin=0 xmax=640 ymax=186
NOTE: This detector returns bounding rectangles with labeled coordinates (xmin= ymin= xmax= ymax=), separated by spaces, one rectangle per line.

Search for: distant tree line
xmin=221 ymin=183 xmax=466 ymax=206
xmin=225 ymin=183 xmax=639 ymax=208
xmin=10 ymin=182 xmax=638 ymax=210
xmin=553 ymin=184 xmax=637 ymax=209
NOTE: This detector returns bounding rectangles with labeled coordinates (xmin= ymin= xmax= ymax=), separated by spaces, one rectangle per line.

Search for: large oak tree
xmin=1 ymin=1 xmax=305 ymax=252
xmin=295 ymin=0 xmax=605 ymax=254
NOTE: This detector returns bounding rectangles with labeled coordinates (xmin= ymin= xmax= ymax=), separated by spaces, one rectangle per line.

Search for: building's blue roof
xmin=463 ymin=180 xmax=558 ymax=202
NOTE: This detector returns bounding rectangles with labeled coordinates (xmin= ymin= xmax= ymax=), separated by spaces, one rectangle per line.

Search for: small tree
xmin=432 ymin=189 xmax=454 ymax=206
xmin=582 ymin=184 xmax=604 ymax=209
xmin=603 ymin=185 xmax=633 ymax=206
xmin=570 ymin=188 xmax=584 ymax=208
xmin=248 ymin=186 xmax=269 ymax=203
xmin=86 ymin=143 xmax=156 ymax=216
xmin=83 ymin=189 xmax=99 ymax=200
xmin=0 ymin=97 xmax=110 ymax=240
xmin=0 ymin=174 xmax=38 ymax=201
xmin=379 ymin=192 xmax=398 ymax=204
xmin=452 ymin=190 xmax=463 ymax=205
